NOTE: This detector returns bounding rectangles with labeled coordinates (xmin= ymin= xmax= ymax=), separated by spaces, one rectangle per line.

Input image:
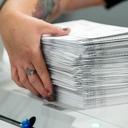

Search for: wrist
xmin=0 ymin=7 xmax=18 ymax=34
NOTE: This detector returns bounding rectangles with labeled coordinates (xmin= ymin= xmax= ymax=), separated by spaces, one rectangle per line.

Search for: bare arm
xmin=0 ymin=0 xmax=69 ymax=98
xmin=60 ymin=0 xmax=105 ymax=11
xmin=0 ymin=0 xmax=47 ymax=18
xmin=48 ymin=0 xmax=105 ymax=20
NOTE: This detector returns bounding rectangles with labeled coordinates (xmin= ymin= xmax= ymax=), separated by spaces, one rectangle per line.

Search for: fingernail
xmin=63 ymin=28 xmax=69 ymax=31
xmin=46 ymin=89 xmax=52 ymax=96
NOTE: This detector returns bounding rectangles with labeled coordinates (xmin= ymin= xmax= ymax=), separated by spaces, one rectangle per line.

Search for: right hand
xmin=48 ymin=0 xmax=105 ymax=20
xmin=0 ymin=9 xmax=70 ymax=98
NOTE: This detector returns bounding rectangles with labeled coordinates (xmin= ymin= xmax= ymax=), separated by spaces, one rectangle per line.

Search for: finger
xmin=27 ymin=71 xmax=48 ymax=97
xmin=11 ymin=66 xmax=22 ymax=86
xmin=38 ymin=20 xmax=70 ymax=36
xmin=18 ymin=68 xmax=39 ymax=96
xmin=26 ymin=65 xmax=48 ymax=97
xmin=32 ymin=51 xmax=53 ymax=96
xmin=24 ymin=80 xmax=39 ymax=96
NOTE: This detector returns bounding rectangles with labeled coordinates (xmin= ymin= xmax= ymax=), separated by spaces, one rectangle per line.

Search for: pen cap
xmin=21 ymin=119 xmax=31 ymax=128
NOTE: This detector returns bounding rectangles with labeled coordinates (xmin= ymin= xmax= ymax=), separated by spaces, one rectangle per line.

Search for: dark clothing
xmin=105 ymin=0 xmax=126 ymax=8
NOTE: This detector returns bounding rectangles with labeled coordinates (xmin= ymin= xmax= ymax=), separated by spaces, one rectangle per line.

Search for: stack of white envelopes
xmin=42 ymin=20 xmax=128 ymax=109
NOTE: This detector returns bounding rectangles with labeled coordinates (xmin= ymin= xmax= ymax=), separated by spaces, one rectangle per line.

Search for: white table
xmin=0 ymin=80 xmax=128 ymax=128
xmin=0 ymin=120 xmax=19 ymax=128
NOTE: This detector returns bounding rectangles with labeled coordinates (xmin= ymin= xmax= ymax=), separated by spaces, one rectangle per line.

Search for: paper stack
xmin=41 ymin=20 xmax=128 ymax=109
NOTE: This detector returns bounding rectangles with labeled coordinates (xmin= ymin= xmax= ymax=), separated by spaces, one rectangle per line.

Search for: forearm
xmin=60 ymin=0 xmax=105 ymax=12
xmin=1 ymin=0 xmax=44 ymax=18
xmin=0 ymin=0 xmax=104 ymax=22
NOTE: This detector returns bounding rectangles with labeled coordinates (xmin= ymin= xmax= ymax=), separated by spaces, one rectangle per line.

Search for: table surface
xmin=0 ymin=120 xmax=19 ymax=128
xmin=0 ymin=80 xmax=128 ymax=128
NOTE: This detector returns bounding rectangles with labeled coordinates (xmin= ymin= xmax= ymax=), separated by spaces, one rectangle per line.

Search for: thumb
xmin=38 ymin=20 xmax=70 ymax=36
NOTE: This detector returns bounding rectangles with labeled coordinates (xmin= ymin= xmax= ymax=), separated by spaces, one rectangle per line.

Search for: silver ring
xmin=26 ymin=68 xmax=37 ymax=76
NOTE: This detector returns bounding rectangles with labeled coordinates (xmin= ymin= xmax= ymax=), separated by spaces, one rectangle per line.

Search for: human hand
xmin=47 ymin=0 xmax=104 ymax=21
xmin=0 ymin=8 xmax=69 ymax=98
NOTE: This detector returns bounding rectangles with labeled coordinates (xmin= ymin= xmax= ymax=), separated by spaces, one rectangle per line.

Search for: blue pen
xmin=0 ymin=115 xmax=36 ymax=128
xmin=21 ymin=117 xmax=36 ymax=128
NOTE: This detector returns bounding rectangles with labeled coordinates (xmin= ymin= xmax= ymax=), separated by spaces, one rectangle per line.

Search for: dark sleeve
xmin=104 ymin=0 xmax=126 ymax=9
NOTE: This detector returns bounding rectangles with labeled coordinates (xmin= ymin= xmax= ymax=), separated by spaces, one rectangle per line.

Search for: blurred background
xmin=56 ymin=1 xmax=128 ymax=27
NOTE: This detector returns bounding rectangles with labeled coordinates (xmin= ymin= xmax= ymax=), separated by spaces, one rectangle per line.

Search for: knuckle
xmin=20 ymin=77 xmax=27 ymax=84
xmin=29 ymin=77 xmax=37 ymax=84
xmin=38 ymin=70 xmax=44 ymax=76
xmin=38 ymin=68 xmax=48 ymax=76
